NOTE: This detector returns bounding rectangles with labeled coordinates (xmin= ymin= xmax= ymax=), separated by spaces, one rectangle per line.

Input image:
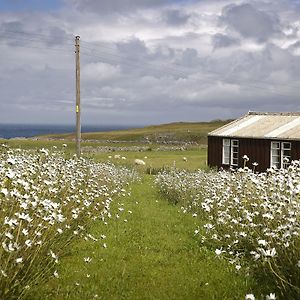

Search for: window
xmin=222 ymin=139 xmax=230 ymax=165
xmin=271 ymin=142 xmax=280 ymax=169
xmin=270 ymin=141 xmax=291 ymax=168
xmin=282 ymin=142 xmax=291 ymax=168
xmin=231 ymin=140 xmax=239 ymax=166
xmin=222 ymin=138 xmax=239 ymax=166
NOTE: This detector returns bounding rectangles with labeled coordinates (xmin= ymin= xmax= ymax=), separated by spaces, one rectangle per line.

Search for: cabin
xmin=208 ymin=112 xmax=300 ymax=172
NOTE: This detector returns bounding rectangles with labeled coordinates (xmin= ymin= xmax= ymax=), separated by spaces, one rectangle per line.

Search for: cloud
xmin=212 ymin=33 xmax=240 ymax=49
xmin=68 ymin=0 xmax=170 ymax=14
xmin=220 ymin=3 xmax=281 ymax=42
xmin=1 ymin=0 xmax=300 ymax=125
xmin=82 ymin=62 xmax=120 ymax=81
xmin=163 ymin=9 xmax=191 ymax=26
xmin=0 ymin=19 xmax=71 ymax=47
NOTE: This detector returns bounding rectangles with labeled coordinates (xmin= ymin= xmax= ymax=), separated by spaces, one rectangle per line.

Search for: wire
xmin=0 ymin=41 xmax=73 ymax=55
xmin=0 ymin=33 xmax=74 ymax=48
xmin=80 ymin=38 xmax=300 ymax=91
xmin=0 ymin=29 xmax=74 ymax=42
xmin=0 ymin=30 xmax=299 ymax=101
xmin=80 ymin=46 xmax=299 ymax=100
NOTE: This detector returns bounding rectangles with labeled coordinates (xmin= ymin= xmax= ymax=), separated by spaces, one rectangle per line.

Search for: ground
xmin=28 ymin=176 xmax=253 ymax=300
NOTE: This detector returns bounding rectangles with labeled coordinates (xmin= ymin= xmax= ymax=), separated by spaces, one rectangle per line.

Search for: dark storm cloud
xmin=220 ymin=3 xmax=281 ymax=42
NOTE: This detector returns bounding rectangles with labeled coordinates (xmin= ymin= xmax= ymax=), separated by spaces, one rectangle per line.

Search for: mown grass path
xmin=31 ymin=176 xmax=252 ymax=300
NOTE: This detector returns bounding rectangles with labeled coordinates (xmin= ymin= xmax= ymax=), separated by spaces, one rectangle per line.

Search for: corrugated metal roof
xmin=209 ymin=112 xmax=300 ymax=140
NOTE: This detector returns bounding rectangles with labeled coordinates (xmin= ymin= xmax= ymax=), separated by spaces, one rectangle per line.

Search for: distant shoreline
xmin=0 ymin=124 xmax=137 ymax=139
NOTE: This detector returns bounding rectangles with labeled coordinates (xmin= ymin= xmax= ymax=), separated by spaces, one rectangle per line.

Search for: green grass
xmin=34 ymin=120 xmax=231 ymax=143
xmin=28 ymin=176 xmax=254 ymax=300
xmin=1 ymin=138 xmax=208 ymax=172
xmin=90 ymin=148 xmax=208 ymax=172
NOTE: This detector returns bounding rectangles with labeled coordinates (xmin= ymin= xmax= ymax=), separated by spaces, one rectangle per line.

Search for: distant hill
xmin=36 ymin=120 xmax=232 ymax=144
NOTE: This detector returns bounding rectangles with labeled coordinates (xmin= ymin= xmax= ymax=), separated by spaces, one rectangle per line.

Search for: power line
xmin=0 ymin=29 xmax=74 ymax=42
xmin=81 ymin=50 xmax=191 ymax=79
xmin=80 ymin=46 xmax=299 ymax=100
xmin=0 ymin=41 xmax=73 ymax=55
xmin=1 ymin=30 xmax=299 ymax=101
xmin=0 ymin=33 xmax=74 ymax=48
xmin=79 ymin=38 xmax=300 ymax=91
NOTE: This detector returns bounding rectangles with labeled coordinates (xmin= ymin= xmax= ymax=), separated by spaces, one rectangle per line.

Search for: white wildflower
xmin=53 ymin=270 xmax=59 ymax=278
xmin=266 ymin=293 xmax=276 ymax=300
xmin=16 ymin=257 xmax=23 ymax=264
xmin=84 ymin=257 xmax=92 ymax=263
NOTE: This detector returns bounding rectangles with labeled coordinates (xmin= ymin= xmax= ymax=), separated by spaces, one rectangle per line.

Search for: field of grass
xmin=34 ymin=120 xmax=231 ymax=143
xmin=28 ymin=176 xmax=254 ymax=300
xmin=1 ymin=139 xmax=208 ymax=172
xmin=1 ymin=120 xmax=281 ymax=299
xmin=90 ymin=148 xmax=208 ymax=172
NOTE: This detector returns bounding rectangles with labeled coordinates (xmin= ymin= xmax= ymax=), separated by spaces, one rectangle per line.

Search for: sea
xmin=0 ymin=124 xmax=133 ymax=139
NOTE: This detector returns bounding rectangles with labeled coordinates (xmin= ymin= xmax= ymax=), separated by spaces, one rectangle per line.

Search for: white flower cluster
xmin=0 ymin=146 xmax=136 ymax=298
xmin=155 ymin=162 xmax=300 ymax=298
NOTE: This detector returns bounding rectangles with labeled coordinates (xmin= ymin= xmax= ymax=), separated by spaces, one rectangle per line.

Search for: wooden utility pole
xmin=75 ymin=35 xmax=81 ymax=156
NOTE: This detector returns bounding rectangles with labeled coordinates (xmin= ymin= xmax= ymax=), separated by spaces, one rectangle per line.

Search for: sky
xmin=1 ymin=0 xmax=300 ymax=125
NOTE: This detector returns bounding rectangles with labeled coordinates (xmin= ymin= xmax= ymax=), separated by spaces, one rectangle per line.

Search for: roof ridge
xmin=248 ymin=111 xmax=300 ymax=116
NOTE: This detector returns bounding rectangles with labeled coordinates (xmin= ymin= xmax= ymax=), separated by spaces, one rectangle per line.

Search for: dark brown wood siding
xmin=207 ymin=136 xmax=222 ymax=169
xmin=238 ymin=138 xmax=270 ymax=172
xmin=208 ymin=136 xmax=300 ymax=172
xmin=292 ymin=141 xmax=300 ymax=161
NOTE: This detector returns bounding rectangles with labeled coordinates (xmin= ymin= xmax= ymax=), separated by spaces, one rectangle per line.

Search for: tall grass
xmin=155 ymin=163 xmax=300 ymax=299
xmin=0 ymin=145 xmax=136 ymax=299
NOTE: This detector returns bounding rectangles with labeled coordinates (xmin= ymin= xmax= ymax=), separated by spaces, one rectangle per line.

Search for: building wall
xmin=292 ymin=141 xmax=300 ymax=161
xmin=207 ymin=136 xmax=222 ymax=168
xmin=208 ymin=136 xmax=300 ymax=172
xmin=239 ymin=138 xmax=270 ymax=172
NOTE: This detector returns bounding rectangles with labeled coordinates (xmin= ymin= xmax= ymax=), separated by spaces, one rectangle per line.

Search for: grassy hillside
xmin=36 ymin=120 xmax=231 ymax=144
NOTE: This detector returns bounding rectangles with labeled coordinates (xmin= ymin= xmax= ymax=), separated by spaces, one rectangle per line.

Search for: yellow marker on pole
xmin=76 ymin=105 xmax=79 ymax=113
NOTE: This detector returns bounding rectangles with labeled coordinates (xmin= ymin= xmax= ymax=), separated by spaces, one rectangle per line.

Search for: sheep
xmin=114 ymin=154 xmax=121 ymax=159
xmin=134 ymin=159 xmax=146 ymax=166
xmin=183 ymin=157 xmax=187 ymax=162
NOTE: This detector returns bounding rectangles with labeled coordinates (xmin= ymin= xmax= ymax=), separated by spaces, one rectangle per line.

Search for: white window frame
xmin=282 ymin=142 xmax=291 ymax=168
xmin=270 ymin=141 xmax=291 ymax=168
xmin=231 ymin=139 xmax=239 ymax=166
xmin=222 ymin=138 xmax=239 ymax=166
xmin=222 ymin=138 xmax=230 ymax=165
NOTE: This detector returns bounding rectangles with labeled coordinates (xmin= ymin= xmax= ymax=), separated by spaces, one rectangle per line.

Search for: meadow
xmin=0 ymin=121 xmax=299 ymax=299
xmin=155 ymin=163 xmax=300 ymax=299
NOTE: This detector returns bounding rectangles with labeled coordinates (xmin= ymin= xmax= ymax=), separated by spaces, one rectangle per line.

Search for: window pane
xmin=231 ymin=140 xmax=239 ymax=166
xmin=282 ymin=142 xmax=291 ymax=150
xmin=223 ymin=139 xmax=230 ymax=146
xmin=223 ymin=139 xmax=230 ymax=165
xmin=271 ymin=142 xmax=280 ymax=149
